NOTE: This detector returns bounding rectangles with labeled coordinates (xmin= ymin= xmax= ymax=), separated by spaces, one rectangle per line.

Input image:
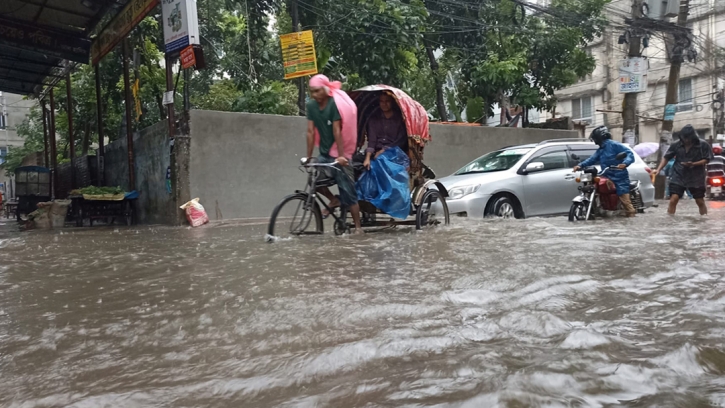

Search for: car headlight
xmin=448 ymin=184 xmax=481 ymax=200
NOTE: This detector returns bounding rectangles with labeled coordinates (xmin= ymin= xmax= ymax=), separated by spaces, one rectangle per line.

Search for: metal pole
xmin=41 ymin=101 xmax=49 ymax=168
xmin=165 ymin=55 xmax=176 ymax=138
xmin=49 ymin=88 xmax=58 ymax=199
xmin=95 ymin=63 xmax=104 ymax=185
xmin=658 ymin=0 xmax=691 ymax=161
xmin=291 ymin=0 xmax=306 ymax=116
xmin=653 ymin=0 xmax=690 ymax=199
xmin=183 ymin=68 xmax=190 ymax=113
xmin=622 ymin=0 xmax=643 ymax=144
xmin=66 ymin=71 xmax=75 ymax=189
xmin=122 ymin=38 xmax=136 ymax=191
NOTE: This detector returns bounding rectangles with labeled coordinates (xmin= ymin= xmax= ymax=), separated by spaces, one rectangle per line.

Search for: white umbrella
xmin=633 ymin=142 xmax=659 ymax=158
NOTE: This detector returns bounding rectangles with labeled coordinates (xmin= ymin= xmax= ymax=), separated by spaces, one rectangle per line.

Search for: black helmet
xmin=589 ymin=126 xmax=612 ymax=146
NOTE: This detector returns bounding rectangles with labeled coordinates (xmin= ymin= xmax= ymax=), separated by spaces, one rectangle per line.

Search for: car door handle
xmin=564 ymin=174 xmax=576 ymax=180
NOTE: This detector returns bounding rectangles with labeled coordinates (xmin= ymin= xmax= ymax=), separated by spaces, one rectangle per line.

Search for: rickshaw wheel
xmin=416 ymin=189 xmax=450 ymax=230
xmin=268 ymin=193 xmax=324 ymax=238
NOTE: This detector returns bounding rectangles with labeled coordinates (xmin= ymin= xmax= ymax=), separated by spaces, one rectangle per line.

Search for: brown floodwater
xmin=2 ymin=201 xmax=725 ymax=407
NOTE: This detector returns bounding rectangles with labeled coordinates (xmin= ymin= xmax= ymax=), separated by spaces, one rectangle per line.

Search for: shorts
xmin=669 ymin=184 xmax=706 ymax=199
xmin=318 ymin=154 xmax=358 ymax=207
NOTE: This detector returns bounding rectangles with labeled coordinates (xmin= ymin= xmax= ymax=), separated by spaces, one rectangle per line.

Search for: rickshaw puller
xmin=305 ymin=75 xmax=363 ymax=234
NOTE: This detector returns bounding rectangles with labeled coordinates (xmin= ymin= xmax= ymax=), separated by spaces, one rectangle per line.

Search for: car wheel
xmin=489 ymin=196 xmax=517 ymax=219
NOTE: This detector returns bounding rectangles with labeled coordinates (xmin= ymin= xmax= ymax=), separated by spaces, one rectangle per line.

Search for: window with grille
xmin=572 ymin=97 xmax=593 ymax=124
xmin=677 ymin=78 xmax=693 ymax=112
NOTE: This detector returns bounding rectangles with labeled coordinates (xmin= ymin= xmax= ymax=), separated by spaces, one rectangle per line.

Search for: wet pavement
xmin=2 ymin=201 xmax=725 ymax=407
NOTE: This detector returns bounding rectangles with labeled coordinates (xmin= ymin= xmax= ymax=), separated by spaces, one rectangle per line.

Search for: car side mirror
xmin=571 ymin=154 xmax=580 ymax=161
xmin=525 ymin=162 xmax=545 ymax=173
xmin=616 ymin=152 xmax=627 ymax=160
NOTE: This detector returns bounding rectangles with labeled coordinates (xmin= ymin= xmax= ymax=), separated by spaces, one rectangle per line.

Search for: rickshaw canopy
xmin=349 ymin=85 xmax=431 ymax=148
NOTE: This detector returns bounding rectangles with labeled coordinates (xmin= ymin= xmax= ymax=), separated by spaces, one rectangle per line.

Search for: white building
xmin=1 ymin=92 xmax=37 ymax=198
xmin=546 ymin=0 xmax=725 ymax=144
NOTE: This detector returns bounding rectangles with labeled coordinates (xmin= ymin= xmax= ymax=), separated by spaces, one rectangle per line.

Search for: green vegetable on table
xmin=77 ymin=186 xmax=126 ymax=196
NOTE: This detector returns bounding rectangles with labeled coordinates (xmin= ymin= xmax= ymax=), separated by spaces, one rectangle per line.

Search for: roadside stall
xmin=69 ymin=187 xmax=138 ymax=227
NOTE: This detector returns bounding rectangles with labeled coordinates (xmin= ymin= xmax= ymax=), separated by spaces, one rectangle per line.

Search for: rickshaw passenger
xmin=363 ymin=93 xmax=408 ymax=170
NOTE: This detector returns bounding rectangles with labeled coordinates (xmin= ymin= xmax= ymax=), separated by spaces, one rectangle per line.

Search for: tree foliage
xmin=8 ymin=0 xmax=609 ymax=165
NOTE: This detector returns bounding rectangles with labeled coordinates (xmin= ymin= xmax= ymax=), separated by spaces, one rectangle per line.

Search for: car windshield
xmin=455 ymin=148 xmax=532 ymax=175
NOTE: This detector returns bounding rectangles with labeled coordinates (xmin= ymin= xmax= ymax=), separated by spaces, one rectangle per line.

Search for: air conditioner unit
xmin=663 ymin=0 xmax=679 ymax=18
xmin=645 ymin=0 xmax=665 ymax=20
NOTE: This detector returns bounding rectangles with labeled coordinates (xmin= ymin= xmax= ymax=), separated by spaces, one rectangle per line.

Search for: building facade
xmin=546 ymin=0 xmax=725 ymax=145
xmin=1 ymin=91 xmax=37 ymax=198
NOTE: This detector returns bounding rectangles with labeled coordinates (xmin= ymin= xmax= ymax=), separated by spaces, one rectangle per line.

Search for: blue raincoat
xmin=578 ymin=139 xmax=635 ymax=196
xmin=356 ymin=147 xmax=411 ymax=219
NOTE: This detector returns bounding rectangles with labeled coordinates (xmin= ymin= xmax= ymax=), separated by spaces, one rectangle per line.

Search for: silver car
xmin=438 ymin=139 xmax=656 ymax=218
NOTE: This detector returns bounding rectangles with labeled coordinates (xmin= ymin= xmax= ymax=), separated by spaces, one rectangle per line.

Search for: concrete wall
xmin=189 ymin=110 xmax=578 ymax=220
xmin=189 ymin=110 xmax=307 ymax=221
xmin=104 ymin=121 xmax=174 ymax=224
xmin=427 ymin=124 xmax=579 ymax=177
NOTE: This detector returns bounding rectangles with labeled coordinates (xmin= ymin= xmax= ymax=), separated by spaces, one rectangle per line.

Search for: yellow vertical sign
xmin=132 ymin=79 xmax=142 ymax=121
xmin=280 ymin=30 xmax=318 ymax=80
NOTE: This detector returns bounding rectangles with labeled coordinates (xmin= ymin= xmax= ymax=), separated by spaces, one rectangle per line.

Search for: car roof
xmin=501 ymin=141 xmax=596 ymax=151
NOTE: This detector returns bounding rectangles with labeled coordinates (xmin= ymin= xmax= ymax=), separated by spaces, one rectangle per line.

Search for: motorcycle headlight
xmin=449 ymin=184 xmax=481 ymax=200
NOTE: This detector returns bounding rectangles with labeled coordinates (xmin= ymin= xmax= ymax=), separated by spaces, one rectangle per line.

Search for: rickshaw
xmin=267 ymin=85 xmax=450 ymax=238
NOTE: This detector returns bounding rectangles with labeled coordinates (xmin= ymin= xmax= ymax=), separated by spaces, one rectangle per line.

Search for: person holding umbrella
xmin=653 ymin=125 xmax=713 ymax=215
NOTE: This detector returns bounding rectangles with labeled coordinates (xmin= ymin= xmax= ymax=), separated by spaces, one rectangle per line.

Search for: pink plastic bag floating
xmin=180 ymin=198 xmax=209 ymax=227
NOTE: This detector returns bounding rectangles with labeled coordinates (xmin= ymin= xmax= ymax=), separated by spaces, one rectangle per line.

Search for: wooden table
xmin=69 ymin=195 xmax=135 ymax=227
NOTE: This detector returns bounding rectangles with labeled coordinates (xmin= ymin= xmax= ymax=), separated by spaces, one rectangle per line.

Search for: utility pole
xmin=0 ymin=92 xmax=8 ymax=198
xmin=715 ymin=88 xmax=725 ymax=139
xmin=622 ymin=0 xmax=644 ymax=145
xmin=654 ymin=0 xmax=690 ymax=197
xmin=290 ymin=0 xmax=306 ymax=116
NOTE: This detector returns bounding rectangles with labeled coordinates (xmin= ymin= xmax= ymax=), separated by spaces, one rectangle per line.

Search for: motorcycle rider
xmin=573 ymin=126 xmax=637 ymax=217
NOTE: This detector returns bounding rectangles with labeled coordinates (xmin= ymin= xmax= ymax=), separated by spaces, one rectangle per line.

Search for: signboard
xmin=664 ymin=104 xmax=677 ymax=121
xmin=280 ymin=31 xmax=318 ymax=80
xmin=660 ymin=130 xmax=672 ymax=156
xmin=619 ymin=57 xmax=648 ymax=94
xmin=163 ymin=91 xmax=174 ymax=106
xmin=132 ymin=79 xmax=142 ymax=121
xmin=623 ymin=129 xmax=636 ymax=146
xmin=90 ymin=0 xmax=159 ymax=65
xmin=0 ymin=17 xmax=91 ymax=63
xmin=180 ymin=45 xmax=196 ymax=69
xmin=620 ymin=75 xmax=646 ymax=93
xmin=162 ymin=0 xmax=200 ymax=54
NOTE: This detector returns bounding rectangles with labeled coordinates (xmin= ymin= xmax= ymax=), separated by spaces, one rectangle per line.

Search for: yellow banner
xmin=90 ymin=0 xmax=159 ymax=65
xmin=280 ymin=30 xmax=318 ymax=80
xmin=132 ymin=79 xmax=142 ymax=121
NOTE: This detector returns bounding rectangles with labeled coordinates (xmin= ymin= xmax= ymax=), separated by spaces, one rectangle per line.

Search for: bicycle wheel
xmin=416 ymin=190 xmax=450 ymax=230
xmin=267 ymin=193 xmax=323 ymax=239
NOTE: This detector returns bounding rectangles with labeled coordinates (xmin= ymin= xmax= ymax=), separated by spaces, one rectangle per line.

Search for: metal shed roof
xmin=0 ymin=0 xmax=118 ymax=95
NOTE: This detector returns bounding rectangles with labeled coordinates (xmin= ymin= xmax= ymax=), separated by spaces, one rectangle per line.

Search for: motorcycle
xmin=568 ymin=152 xmax=645 ymax=221
xmin=706 ymin=156 xmax=725 ymax=200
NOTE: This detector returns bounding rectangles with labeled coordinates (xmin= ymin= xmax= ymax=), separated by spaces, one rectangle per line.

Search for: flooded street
xmin=2 ymin=202 xmax=725 ymax=407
